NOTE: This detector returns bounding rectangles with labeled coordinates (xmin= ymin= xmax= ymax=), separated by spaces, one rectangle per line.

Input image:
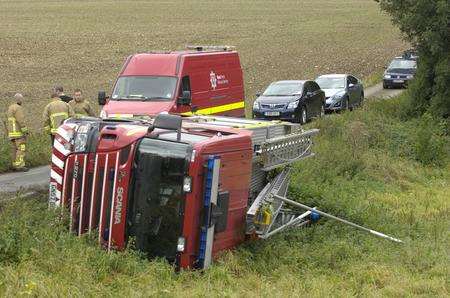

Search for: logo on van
xmin=210 ymin=71 xmax=229 ymax=90
xmin=210 ymin=71 xmax=217 ymax=90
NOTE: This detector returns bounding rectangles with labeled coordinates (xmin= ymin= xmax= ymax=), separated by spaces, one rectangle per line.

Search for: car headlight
xmin=177 ymin=237 xmax=186 ymax=252
xmin=287 ymin=101 xmax=299 ymax=109
xmin=253 ymin=101 xmax=260 ymax=110
xmin=99 ymin=110 xmax=108 ymax=119
xmin=384 ymin=74 xmax=391 ymax=79
xmin=331 ymin=91 xmax=346 ymax=100
xmin=406 ymin=75 xmax=413 ymax=79
xmin=183 ymin=176 xmax=192 ymax=193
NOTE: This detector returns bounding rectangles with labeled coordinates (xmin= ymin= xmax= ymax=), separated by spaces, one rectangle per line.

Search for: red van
xmin=98 ymin=47 xmax=245 ymax=118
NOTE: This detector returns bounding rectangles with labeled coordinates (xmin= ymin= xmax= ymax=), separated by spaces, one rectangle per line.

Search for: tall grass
xmin=0 ymin=96 xmax=449 ymax=296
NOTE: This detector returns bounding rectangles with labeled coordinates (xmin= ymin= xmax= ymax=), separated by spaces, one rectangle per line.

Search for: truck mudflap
xmin=49 ymin=124 xmax=134 ymax=250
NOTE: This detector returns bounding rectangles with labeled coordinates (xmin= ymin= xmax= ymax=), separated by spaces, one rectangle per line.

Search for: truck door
xmin=198 ymin=147 xmax=252 ymax=269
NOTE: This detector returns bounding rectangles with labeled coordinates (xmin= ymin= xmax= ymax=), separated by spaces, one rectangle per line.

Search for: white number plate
xmin=49 ymin=182 xmax=58 ymax=205
xmin=264 ymin=111 xmax=280 ymax=116
xmin=393 ymin=80 xmax=404 ymax=83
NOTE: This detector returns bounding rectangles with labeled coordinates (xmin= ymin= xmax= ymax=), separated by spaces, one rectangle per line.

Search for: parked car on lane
xmin=252 ymin=80 xmax=325 ymax=124
xmin=315 ymin=74 xmax=364 ymax=112
xmin=383 ymin=57 xmax=417 ymax=89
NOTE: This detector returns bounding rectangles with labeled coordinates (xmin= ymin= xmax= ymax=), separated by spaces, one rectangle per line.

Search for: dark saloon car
xmin=315 ymin=74 xmax=364 ymax=112
xmin=383 ymin=58 xmax=417 ymax=89
xmin=252 ymin=80 xmax=325 ymax=124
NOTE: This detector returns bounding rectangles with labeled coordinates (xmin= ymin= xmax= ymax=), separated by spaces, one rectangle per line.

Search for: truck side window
xmin=181 ymin=76 xmax=191 ymax=93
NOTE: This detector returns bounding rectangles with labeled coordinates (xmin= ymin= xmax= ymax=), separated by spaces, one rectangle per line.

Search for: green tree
xmin=376 ymin=0 xmax=450 ymax=121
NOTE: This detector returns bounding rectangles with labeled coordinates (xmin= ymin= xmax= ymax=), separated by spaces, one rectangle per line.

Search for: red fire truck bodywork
xmin=101 ymin=50 xmax=245 ymax=118
xmin=50 ymin=117 xmax=258 ymax=269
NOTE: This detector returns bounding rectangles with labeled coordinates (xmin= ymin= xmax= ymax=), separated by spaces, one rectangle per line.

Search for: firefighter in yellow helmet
xmin=6 ymin=93 xmax=29 ymax=171
xmin=43 ymin=89 xmax=75 ymax=144
xmin=69 ymin=89 xmax=95 ymax=117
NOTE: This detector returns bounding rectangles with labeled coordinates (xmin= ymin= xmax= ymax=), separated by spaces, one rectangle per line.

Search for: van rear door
xmin=177 ymin=52 xmax=245 ymax=117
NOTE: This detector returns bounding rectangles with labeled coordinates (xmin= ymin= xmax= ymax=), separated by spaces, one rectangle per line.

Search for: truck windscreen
xmin=111 ymin=76 xmax=177 ymax=101
xmin=128 ymin=138 xmax=191 ymax=260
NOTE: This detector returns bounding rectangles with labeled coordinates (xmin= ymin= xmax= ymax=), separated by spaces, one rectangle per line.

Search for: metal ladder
xmin=258 ymin=129 xmax=319 ymax=171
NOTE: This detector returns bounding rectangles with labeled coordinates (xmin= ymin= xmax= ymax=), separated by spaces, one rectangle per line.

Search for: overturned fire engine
xmin=49 ymin=114 xmax=401 ymax=270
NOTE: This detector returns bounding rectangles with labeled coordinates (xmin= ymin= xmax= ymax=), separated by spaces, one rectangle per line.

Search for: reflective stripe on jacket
xmin=43 ymin=98 xmax=75 ymax=135
xmin=7 ymin=103 xmax=28 ymax=139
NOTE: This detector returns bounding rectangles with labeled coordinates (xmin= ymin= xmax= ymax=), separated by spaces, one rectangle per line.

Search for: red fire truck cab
xmin=98 ymin=46 xmax=245 ymax=119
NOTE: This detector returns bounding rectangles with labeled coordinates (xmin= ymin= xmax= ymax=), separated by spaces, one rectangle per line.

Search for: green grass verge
xmin=0 ymin=96 xmax=449 ymax=296
xmin=362 ymin=71 xmax=384 ymax=88
xmin=0 ymin=133 xmax=50 ymax=173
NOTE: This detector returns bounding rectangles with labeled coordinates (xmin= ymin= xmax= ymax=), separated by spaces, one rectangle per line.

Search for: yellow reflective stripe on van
xmin=181 ymin=101 xmax=245 ymax=116
xmin=109 ymin=114 xmax=134 ymax=118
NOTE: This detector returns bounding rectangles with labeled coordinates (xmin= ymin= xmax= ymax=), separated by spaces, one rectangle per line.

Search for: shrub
xmin=412 ymin=113 xmax=447 ymax=166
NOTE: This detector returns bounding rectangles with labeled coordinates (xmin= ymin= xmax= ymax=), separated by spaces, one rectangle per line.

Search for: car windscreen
xmin=128 ymin=138 xmax=191 ymax=260
xmin=111 ymin=76 xmax=177 ymax=101
xmin=315 ymin=77 xmax=345 ymax=89
xmin=388 ymin=59 xmax=417 ymax=70
xmin=263 ymin=82 xmax=303 ymax=96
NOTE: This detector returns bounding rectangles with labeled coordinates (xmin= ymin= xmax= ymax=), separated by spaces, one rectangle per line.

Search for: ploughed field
xmin=0 ymin=0 xmax=406 ymax=132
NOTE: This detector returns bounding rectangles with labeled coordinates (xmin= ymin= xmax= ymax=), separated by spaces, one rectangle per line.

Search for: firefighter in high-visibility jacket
xmin=43 ymin=91 xmax=75 ymax=144
xmin=69 ymin=89 xmax=95 ymax=117
xmin=6 ymin=93 xmax=29 ymax=171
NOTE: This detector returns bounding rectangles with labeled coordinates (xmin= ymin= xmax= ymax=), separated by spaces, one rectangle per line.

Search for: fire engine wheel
xmin=299 ymin=106 xmax=308 ymax=124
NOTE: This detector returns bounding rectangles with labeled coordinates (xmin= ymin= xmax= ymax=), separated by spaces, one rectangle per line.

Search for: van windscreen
xmin=111 ymin=76 xmax=177 ymax=101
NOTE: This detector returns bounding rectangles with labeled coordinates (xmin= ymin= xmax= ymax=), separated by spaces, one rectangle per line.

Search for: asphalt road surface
xmin=365 ymin=82 xmax=405 ymax=99
xmin=0 ymin=83 xmax=404 ymax=196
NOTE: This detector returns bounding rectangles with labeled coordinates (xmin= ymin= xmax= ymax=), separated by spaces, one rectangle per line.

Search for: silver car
xmin=315 ymin=74 xmax=364 ymax=112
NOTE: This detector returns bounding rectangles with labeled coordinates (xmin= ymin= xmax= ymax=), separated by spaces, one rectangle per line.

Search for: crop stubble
xmin=0 ymin=0 xmax=407 ymax=131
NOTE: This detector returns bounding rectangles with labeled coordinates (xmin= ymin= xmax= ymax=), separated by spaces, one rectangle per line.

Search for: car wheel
xmin=345 ymin=97 xmax=350 ymax=111
xmin=359 ymin=93 xmax=364 ymax=107
xmin=383 ymin=82 xmax=389 ymax=89
xmin=299 ymin=106 xmax=307 ymax=124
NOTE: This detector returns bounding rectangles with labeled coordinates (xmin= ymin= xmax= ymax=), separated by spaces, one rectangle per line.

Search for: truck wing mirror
xmin=177 ymin=91 xmax=191 ymax=106
xmin=149 ymin=113 xmax=183 ymax=141
xmin=98 ymin=91 xmax=109 ymax=106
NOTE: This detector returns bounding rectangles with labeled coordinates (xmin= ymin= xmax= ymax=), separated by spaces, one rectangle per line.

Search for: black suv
xmin=383 ymin=57 xmax=417 ymax=89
